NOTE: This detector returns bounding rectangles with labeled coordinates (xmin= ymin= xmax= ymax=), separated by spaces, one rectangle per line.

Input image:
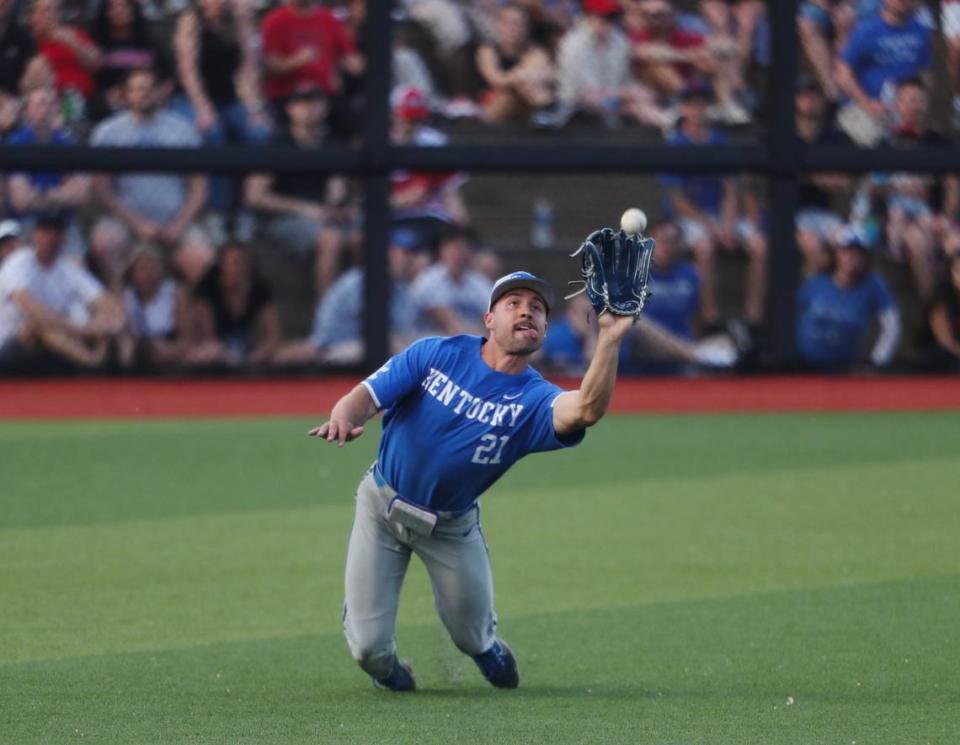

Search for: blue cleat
xmin=472 ymin=639 xmax=519 ymax=689
xmin=373 ymin=658 xmax=416 ymax=692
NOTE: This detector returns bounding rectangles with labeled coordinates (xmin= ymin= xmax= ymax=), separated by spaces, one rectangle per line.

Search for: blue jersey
xmin=645 ymin=262 xmax=700 ymax=340
xmin=796 ymin=272 xmax=894 ymax=368
xmin=363 ymin=335 xmax=584 ymax=513
xmin=659 ymin=129 xmax=730 ymax=217
xmin=841 ymin=16 xmax=931 ymax=99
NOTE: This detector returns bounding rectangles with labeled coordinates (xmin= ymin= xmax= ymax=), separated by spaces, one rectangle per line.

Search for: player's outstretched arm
xmin=552 ymin=313 xmax=634 ymax=435
xmin=308 ymin=383 xmax=380 ymax=447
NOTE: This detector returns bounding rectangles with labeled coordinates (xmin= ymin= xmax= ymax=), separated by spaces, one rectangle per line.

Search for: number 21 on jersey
xmin=472 ymin=434 xmax=509 ymax=465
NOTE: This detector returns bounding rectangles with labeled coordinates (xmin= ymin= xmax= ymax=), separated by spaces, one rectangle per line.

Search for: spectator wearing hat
xmin=659 ymin=82 xmax=768 ymax=336
xmin=0 ymin=220 xmax=22 ymax=266
xmin=274 ymin=227 xmax=424 ymax=366
xmin=554 ymin=0 xmax=672 ymax=131
xmin=409 ymin=225 xmax=493 ymax=338
xmin=796 ymin=225 xmax=900 ymax=370
xmin=123 ymin=244 xmax=188 ymax=367
xmin=5 ymin=86 xmax=91 ymax=257
xmin=260 ymin=0 xmax=364 ymax=110
xmin=0 ymin=210 xmax=124 ymax=371
xmin=795 ymin=78 xmax=855 ymax=277
xmin=244 ymin=83 xmax=355 ymax=298
xmin=92 ymin=68 xmax=209 ymax=252
xmin=624 ymin=0 xmax=750 ymax=125
xmin=390 ymin=85 xmax=469 ymax=246
xmin=475 ymin=3 xmax=557 ymax=126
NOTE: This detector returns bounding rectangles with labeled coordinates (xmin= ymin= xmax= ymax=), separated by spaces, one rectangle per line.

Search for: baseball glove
xmin=566 ymin=228 xmax=655 ymax=319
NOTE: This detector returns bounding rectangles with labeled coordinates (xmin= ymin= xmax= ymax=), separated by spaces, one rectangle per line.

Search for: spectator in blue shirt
xmin=660 ymin=83 xmax=768 ymax=338
xmin=643 ymin=220 xmax=700 ymax=339
xmin=5 ymin=86 xmax=91 ymax=256
xmin=796 ymin=226 xmax=900 ymax=370
xmin=836 ymin=0 xmax=932 ymax=145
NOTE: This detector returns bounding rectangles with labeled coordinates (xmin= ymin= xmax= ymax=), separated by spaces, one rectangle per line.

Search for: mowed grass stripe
xmin=3 ymin=453 xmax=957 ymax=666
xmin=2 ymin=412 xmax=960 ymax=529
xmin=2 ymin=575 xmax=957 ymax=745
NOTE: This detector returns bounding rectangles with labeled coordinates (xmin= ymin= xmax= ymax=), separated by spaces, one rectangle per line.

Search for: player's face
xmin=485 ymin=289 xmax=548 ymax=356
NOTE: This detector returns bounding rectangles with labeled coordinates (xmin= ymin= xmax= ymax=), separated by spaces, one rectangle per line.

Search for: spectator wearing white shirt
xmin=409 ymin=225 xmax=493 ymax=337
xmin=123 ymin=245 xmax=188 ymax=366
xmin=0 ymin=210 xmax=124 ymax=370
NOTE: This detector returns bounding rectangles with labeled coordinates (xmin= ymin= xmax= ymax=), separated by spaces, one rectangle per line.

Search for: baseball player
xmin=310 ymin=270 xmax=635 ymax=691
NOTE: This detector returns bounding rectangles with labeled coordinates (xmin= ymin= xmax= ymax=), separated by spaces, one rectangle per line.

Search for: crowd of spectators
xmin=1 ymin=0 xmax=959 ymax=375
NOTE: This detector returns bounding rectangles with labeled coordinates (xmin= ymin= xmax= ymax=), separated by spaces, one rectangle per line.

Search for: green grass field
xmin=2 ymin=412 xmax=959 ymax=744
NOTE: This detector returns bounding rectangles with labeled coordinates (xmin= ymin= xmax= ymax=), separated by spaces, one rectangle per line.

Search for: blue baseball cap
xmin=390 ymin=228 xmax=422 ymax=250
xmin=488 ymin=271 xmax=554 ymax=315
xmin=836 ymin=224 xmax=872 ymax=250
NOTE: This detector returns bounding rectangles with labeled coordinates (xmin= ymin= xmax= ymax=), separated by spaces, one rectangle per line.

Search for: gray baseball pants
xmin=343 ymin=465 xmax=498 ymax=680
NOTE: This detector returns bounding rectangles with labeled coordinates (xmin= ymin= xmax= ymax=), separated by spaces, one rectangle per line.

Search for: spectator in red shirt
xmin=28 ymin=0 xmax=102 ymax=111
xmin=260 ymin=0 xmax=364 ymax=106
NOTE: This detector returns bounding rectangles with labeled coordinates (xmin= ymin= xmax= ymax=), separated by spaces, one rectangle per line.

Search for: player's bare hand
xmin=308 ymin=419 xmax=364 ymax=447
xmin=597 ymin=311 xmax=635 ymax=339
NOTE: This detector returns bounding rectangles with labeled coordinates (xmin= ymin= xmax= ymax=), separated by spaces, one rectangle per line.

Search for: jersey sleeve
xmin=362 ymin=336 xmax=438 ymax=410
xmin=523 ymin=383 xmax=585 ymax=453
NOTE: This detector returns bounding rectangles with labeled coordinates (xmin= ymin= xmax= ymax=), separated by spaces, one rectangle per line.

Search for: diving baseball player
xmin=310 ymin=260 xmax=642 ymax=691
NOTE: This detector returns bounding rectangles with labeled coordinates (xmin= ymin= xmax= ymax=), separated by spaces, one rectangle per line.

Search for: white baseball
xmin=620 ymin=208 xmax=647 ymax=235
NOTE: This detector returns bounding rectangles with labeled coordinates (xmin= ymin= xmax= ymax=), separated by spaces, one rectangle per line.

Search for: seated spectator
xmin=5 ymin=86 xmax=91 ymax=257
xmin=409 ymin=225 xmax=492 ymax=337
xmin=390 ymin=86 xmax=469 ymax=245
xmin=273 ymin=227 xmax=423 ymax=365
xmin=945 ymin=0 xmax=960 ymax=129
xmin=659 ymin=83 xmax=768 ymax=337
xmin=923 ymin=253 xmax=960 ymax=369
xmin=91 ymin=68 xmax=209 ymax=252
xmin=1 ymin=0 xmax=45 ymax=136
xmin=836 ymin=0 xmax=932 ymax=146
xmin=625 ymin=0 xmax=750 ymax=125
xmin=554 ymin=0 xmax=671 ymax=131
xmin=28 ymin=0 xmax=102 ymax=124
xmin=123 ymin=244 xmax=188 ymax=367
xmin=475 ymin=3 xmax=556 ymax=126
xmin=795 ymin=78 xmax=854 ymax=277
xmin=85 ymin=215 xmax=132 ymax=294
xmin=884 ymin=79 xmax=958 ymax=299
xmin=244 ymin=84 xmax=353 ymax=296
xmin=187 ymin=241 xmax=281 ymax=366
xmin=90 ymin=0 xmax=172 ymax=122
xmin=171 ymin=0 xmax=270 ymax=146
xmin=0 ymin=210 xmax=124 ymax=371
xmin=537 ymin=293 xmax=600 ymax=375
xmin=796 ymin=225 xmax=900 ymax=370
xmin=260 ymin=0 xmax=364 ymax=123
xmin=798 ymin=0 xmax=854 ymax=103
xmin=0 ymin=220 xmax=22 ymax=265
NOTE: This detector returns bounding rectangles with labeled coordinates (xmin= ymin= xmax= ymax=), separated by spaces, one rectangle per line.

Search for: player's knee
xmin=345 ymin=632 xmax=395 ymax=677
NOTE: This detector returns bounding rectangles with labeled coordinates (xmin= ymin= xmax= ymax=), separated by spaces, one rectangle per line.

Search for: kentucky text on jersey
xmin=364 ymin=335 xmax=584 ymax=513
xmin=420 ymin=367 xmax=524 ymax=427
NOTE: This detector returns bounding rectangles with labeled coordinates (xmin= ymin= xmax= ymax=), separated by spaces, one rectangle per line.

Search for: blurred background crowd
xmin=1 ymin=0 xmax=959 ymax=376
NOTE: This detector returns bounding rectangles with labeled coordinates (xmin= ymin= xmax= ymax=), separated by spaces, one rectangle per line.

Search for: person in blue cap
xmin=309 ymin=269 xmax=635 ymax=691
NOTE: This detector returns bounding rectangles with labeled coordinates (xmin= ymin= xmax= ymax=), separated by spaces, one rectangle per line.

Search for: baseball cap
xmin=488 ymin=271 xmax=555 ymax=315
xmin=34 ymin=209 xmax=68 ymax=231
xmin=392 ymin=86 xmax=430 ymax=121
xmin=0 ymin=219 xmax=20 ymax=241
xmin=583 ymin=0 xmax=622 ymax=16
xmin=390 ymin=227 xmax=422 ymax=250
xmin=836 ymin=224 xmax=872 ymax=250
